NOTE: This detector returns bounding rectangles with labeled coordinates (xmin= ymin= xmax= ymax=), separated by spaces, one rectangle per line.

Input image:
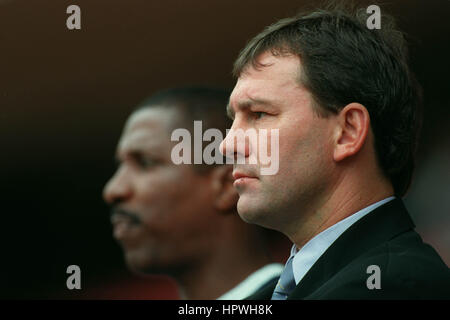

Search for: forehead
xmin=118 ymin=107 xmax=178 ymax=154
xmin=231 ymin=52 xmax=302 ymax=102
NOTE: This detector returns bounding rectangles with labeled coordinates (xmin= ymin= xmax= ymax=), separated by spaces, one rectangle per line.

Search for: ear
xmin=209 ymin=165 xmax=239 ymax=213
xmin=333 ymin=103 xmax=370 ymax=162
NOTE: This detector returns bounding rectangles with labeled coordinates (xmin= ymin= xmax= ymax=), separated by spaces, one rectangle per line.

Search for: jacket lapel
xmin=245 ymin=277 xmax=278 ymax=300
xmin=287 ymin=198 xmax=415 ymax=299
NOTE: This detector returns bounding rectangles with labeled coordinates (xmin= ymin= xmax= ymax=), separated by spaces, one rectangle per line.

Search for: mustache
xmin=110 ymin=207 xmax=142 ymax=225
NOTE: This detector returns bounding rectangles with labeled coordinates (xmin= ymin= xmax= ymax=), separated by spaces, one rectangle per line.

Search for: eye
xmin=139 ymin=158 xmax=157 ymax=169
xmin=253 ymin=111 xmax=267 ymax=119
xmin=134 ymin=155 xmax=158 ymax=170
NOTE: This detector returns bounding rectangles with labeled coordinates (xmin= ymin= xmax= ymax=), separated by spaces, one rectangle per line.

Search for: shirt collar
xmin=217 ymin=263 xmax=284 ymax=300
xmin=289 ymin=196 xmax=395 ymax=284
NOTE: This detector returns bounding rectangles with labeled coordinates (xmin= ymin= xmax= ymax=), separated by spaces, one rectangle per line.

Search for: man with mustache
xmin=103 ymin=86 xmax=285 ymax=299
xmin=220 ymin=5 xmax=450 ymax=299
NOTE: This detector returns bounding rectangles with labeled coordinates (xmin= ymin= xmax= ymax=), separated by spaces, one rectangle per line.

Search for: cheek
xmin=135 ymin=169 xmax=189 ymax=220
xmin=136 ymin=168 xmax=212 ymax=232
xmin=276 ymin=119 xmax=333 ymax=180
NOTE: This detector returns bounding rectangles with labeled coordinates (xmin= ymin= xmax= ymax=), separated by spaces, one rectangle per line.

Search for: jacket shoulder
xmin=307 ymin=230 xmax=450 ymax=299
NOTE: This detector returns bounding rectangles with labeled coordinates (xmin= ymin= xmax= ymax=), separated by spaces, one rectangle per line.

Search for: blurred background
xmin=0 ymin=0 xmax=448 ymax=299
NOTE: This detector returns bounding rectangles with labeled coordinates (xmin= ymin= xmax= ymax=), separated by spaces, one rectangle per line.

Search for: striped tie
xmin=271 ymin=256 xmax=296 ymax=300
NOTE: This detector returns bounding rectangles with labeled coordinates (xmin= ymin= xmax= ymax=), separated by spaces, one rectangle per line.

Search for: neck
xmin=287 ymin=167 xmax=394 ymax=250
xmin=175 ymin=225 xmax=270 ymax=299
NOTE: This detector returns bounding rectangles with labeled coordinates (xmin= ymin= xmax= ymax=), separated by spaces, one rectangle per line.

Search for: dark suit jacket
xmin=247 ymin=199 xmax=450 ymax=299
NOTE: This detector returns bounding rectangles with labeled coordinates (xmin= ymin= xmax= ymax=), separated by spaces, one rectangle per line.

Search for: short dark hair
xmin=136 ymin=86 xmax=232 ymax=169
xmin=233 ymin=3 xmax=422 ymax=197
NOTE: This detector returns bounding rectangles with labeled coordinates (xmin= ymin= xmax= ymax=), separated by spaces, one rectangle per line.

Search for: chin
xmin=123 ymin=250 xmax=153 ymax=274
xmin=237 ymin=197 xmax=267 ymax=225
xmin=125 ymin=259 xmax=148 ymax=275
xmin=124 ymin=249 xmax=180 ymax=277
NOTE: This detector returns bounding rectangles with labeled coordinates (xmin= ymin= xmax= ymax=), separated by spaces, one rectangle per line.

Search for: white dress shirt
xmin=290 ymin=196 xmax=395 ymax=285
xmin=217 ymin=263 xmax=284 ymax=300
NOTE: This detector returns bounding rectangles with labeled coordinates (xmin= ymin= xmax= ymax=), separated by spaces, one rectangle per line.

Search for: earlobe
xmin=333 ymin=103 xmax=370 ymax=162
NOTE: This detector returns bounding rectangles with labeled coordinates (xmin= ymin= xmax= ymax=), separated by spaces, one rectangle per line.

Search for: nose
xmin=219 ymin=119 xmax=250 ymax=162
xmin=103 ymin=166 xmax=133 ymax=205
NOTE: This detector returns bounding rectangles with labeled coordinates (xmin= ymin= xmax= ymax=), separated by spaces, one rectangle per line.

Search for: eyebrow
xmin=226 ymin=97 xmax=275 ymax=120
xmin=116 ymin=146 xmax=160 ymax=162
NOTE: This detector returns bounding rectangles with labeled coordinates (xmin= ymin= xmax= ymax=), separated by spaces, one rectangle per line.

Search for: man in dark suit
xmin=220 ymin=4 xmax=450 ymax=299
